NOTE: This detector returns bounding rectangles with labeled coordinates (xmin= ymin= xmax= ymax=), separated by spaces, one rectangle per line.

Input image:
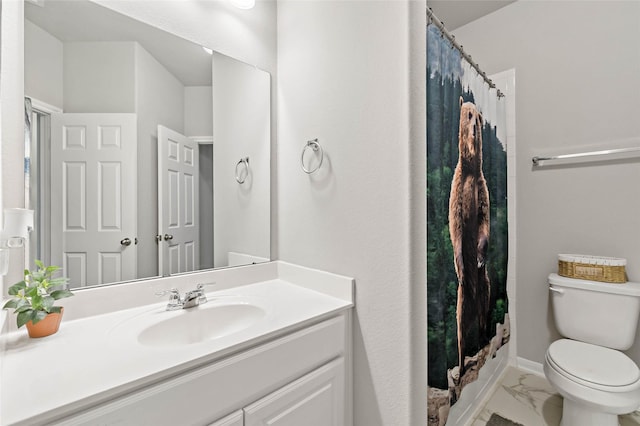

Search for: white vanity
xmin=0 ymin=262 xmax=354 ymax=426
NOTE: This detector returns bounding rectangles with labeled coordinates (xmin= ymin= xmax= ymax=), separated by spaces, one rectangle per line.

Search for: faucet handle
xmin=155 ymin=288 xmax=180 ymax=298
xmin=155 ymin=288 xmax=183 ymax=310
xmin=195 ymin=282 xmax=217 ymax=304
xmin=196 ymin=282 xmax=217 ymax=291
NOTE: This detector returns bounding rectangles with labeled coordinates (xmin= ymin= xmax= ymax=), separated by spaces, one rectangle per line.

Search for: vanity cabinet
xmin=243 ymin=357 xmax=345 ymax=426
xmin=53 ymin=314 xmax=349 ymax=426
xmin=208 ymin=357 xmax=344 ymax=426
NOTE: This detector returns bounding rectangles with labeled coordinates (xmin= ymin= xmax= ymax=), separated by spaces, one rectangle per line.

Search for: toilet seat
xmin=547 ymin=339 xmax=640 ymax=391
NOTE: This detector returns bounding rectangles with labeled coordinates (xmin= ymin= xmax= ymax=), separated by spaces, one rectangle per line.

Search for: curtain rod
xmin=427 ymin=8 xmax=505 ymax=98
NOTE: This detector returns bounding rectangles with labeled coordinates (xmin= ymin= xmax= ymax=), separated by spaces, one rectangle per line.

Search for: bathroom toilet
xmin=544 ymin=273 xmax=640 ymax=426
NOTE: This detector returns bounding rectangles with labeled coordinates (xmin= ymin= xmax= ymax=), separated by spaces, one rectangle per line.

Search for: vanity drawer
xmin=53 ymin=315 xmax=346 ymax=426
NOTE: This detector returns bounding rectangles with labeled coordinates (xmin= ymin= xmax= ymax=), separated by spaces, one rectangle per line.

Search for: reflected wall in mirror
xmin=24 ymin=0 xmax=270 ymax=290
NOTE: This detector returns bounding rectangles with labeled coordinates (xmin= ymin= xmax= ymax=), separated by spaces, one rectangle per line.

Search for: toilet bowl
xmin=544 ymin=339 xmax=640 ymax=426
xmin=544 ymin=273 xmax=640 ymax=426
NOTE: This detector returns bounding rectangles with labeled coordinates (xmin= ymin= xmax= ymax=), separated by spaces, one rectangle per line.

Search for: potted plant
xmin=2 ymin=260 xmax=74 ymax=338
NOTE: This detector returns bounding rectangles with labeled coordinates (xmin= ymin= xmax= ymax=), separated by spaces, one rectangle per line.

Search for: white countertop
xmin=0 ymin=271 xmax=353 ymax=425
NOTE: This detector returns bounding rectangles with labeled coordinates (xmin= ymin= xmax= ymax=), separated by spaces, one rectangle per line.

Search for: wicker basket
xmin=558 ymin=254 xmax=627 ymax=283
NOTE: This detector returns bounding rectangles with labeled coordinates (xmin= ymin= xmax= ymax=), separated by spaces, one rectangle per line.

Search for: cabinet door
xmin=244 ymin=357 xmax=345 ymax=426
xmin=208 ymin=410 xmax=243 ymax=426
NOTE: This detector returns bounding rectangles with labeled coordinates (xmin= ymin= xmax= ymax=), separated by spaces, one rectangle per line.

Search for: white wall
xmin=64 ymin=42 xmax=136 ymax=113
xmin=134 ymin=43 xmax=185 ymax=279
xmin=277 ymin=1 xmax=426 ymax=424
xmin=184 ymin=86 xmax=213 ymax=137
xmin=0 ymin=0 xmax=26 ymax=289
xmin=212 ymin=52 xmax=270 ymax=267
xmin=454 ymin=1 xmax=640 ymax=366
xmin=24 ymin=20 xmax=63 ymax=109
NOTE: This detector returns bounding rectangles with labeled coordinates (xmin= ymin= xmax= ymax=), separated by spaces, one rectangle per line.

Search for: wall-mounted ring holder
xmin=235 ymin=157 xmax=250 ymax=184
xmin=301 ymin=138 xmax=324 ymax=174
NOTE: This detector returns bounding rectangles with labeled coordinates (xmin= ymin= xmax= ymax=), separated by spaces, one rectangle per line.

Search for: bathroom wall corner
xmin=409 ymin=0 xmax=428 ymax=425
xmin=516 ymin=357 xmax=544 ymax=377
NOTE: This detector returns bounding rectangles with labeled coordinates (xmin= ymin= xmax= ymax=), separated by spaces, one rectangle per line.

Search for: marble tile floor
xmin=470 ymin=366 xmax=640 ymax=426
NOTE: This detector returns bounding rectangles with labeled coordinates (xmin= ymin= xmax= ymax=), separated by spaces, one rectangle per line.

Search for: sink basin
xmin=137 ymin=303 xmax=266 ymax=348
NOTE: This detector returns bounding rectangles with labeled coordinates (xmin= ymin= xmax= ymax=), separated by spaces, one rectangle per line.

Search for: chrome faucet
xmin=156 ymin=283 xmax=214 ymax=310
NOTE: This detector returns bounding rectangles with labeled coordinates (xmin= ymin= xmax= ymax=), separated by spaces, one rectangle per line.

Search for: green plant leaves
xmin=3 ymin=299 xmax=18 ymax=309
xmin=16 ymin=309 xmax=49 ymax=328
xmin=30 ymin=293 xmax=43 ymax=311
xmin=7 ymin=281 xmax=26 ymax=296
xmin=4 ymin=260 xmax=73 ymax=329
xmin=32 ymin=310 xmax=47 ymax=325
xmin=50 ymin=289 xmax=73 ymax=300
xmin=41 ymin=296 xmax=55 ymax=311
xmin=17 ymin=310 xmax=32 ymax=328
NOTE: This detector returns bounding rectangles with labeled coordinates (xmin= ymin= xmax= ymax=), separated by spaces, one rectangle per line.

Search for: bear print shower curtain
xmin=427 ymin=23 xmax=509 ymax=425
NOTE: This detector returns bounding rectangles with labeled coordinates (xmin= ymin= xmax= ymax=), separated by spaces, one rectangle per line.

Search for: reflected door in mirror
xmin=50 ymin=113 xmax=137 ymax=287
xmin=158 ymin=125 xmax=200 ymax=276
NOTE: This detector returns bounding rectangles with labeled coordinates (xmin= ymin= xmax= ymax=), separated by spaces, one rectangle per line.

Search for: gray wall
xmin=134 ymin=43 xmax=185 ymax=279
xmin=454 ymin=1 xmax=640 ymax=365
xmin=212 ymin=52 xmax=270 ymax=267
xmin=24 ymin=19 xmax=63 ymax=109
xmin=184 ymin=86 xmax=213 ymax=137
xmin=64 ymin=42 xmax=136 ymax=113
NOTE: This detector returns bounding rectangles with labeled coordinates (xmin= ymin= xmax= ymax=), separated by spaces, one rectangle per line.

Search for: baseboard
xmin=447 ymin=342 xmax=510 ymax=425
xmin=516 ymin=357 xmax=544 ymax=377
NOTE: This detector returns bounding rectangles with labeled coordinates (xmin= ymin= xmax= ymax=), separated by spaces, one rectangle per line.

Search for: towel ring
xmin=301 ymin=139 xmax=323 ymax=174
xmin=235 ymin=157 xmax=249 ymax=184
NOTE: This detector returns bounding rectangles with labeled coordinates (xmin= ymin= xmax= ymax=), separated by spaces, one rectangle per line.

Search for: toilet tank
xmin=549 ymin=273 xmax=640 ymax=350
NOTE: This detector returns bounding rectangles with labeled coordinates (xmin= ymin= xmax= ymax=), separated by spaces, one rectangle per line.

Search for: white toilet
xmin=544 ymin=273 xmax=640 ymax=426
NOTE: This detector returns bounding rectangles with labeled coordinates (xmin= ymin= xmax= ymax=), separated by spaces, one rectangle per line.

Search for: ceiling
xmin=25 ymin=0 xmax=212 ymax=86
xmin=428 ymin=0 xmax=516 ymax=30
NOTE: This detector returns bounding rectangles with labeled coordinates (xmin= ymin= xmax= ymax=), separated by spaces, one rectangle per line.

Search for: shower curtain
xmin=427 ymin=23 xmax=509 ymax=425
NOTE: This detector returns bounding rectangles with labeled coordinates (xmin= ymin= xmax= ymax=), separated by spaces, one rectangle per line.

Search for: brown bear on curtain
xmin=448 ymin=97 xmax=491 ymax=378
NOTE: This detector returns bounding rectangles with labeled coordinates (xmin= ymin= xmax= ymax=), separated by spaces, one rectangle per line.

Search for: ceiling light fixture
xmin=230 ymin=0 xmax=255 ymax=10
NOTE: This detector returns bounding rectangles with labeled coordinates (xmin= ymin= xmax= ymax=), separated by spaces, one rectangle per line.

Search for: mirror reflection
xmin=24 ymin=0 xmax=270 ymax=290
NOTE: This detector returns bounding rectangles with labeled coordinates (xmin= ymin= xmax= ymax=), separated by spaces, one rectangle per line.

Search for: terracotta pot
xmin=25 ymin=308 xmax=64 ymax=338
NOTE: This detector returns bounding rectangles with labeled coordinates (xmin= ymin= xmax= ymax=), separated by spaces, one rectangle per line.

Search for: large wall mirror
xmin=24 ymin=0 xmax=271 ymax=290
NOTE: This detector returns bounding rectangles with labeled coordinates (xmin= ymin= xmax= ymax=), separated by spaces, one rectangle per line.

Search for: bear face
xmin=458 ymin=97 xmax=484 ymax=168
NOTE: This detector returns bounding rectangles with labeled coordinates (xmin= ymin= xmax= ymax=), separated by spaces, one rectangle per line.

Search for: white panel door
xmin=158 ymin=125 xmax=199 ymax=276
xmin=244 ymin=358 xmax=345 ymax=426
xmin=50 ymin=113 xmax=137 ymax=287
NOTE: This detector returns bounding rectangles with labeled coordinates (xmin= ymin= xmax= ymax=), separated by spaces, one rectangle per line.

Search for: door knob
xmin=120 ymin=237 xmax=132 ymax=246
xmin=164 ymin=234 xmax=174 ymax=241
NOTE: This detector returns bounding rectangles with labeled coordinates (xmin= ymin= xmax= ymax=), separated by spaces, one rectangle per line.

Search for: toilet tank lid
xmin=548 ymin=273 xmax=640 ymax=297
